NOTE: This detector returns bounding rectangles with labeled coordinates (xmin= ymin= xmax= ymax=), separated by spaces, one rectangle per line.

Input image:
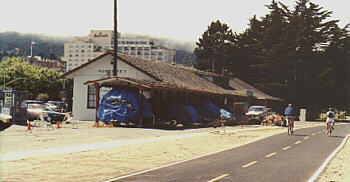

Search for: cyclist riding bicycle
xmin=326 ymin=107 xmax=335 ymax=132
xmin=285 ymin=104 xmax=294 ymax=134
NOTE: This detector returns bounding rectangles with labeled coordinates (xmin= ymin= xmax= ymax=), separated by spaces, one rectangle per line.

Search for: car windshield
xmin=248 ymin=107 xmax=264 ymax=112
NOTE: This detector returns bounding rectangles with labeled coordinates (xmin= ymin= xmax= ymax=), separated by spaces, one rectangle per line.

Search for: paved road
xmin=109 ymin=123 xmax=350 ymax=182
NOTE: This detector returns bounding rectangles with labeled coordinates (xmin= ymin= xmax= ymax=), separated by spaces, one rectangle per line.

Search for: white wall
xmin=72 ymin=54 xmax=155 ymax=120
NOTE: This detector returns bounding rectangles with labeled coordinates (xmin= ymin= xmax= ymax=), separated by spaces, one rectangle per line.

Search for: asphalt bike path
xmin=107 ymin=124 xmax=350 ymax=182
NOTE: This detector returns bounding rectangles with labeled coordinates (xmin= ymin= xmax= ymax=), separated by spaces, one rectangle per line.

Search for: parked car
xmin=0 ymin=113 xmax=12 ymax=131
xmin=46 ymin=101 xmax=68 ymax=113
xmin=20 ymin=100 xmax=44 ymax=107
xmin=27 ymin=104 xmax=65 ymax=123
xmin=27 ymin=104 xmax=45 ymax=121
xmin=44 ymin=102 xmax=60 ymax=112
xmin=246 ymin=106 xmax=269 ymax=119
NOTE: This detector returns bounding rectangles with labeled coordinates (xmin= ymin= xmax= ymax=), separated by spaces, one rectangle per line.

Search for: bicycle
xmin=326 ymin=122 xmax=334 ymax=136
xmin=286 ymin=116 xmax=294 ymax=135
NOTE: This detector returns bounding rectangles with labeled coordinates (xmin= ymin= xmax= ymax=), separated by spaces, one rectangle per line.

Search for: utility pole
xmin=113 ymin=0 xmax=118 ymax=76
xmin=30 ymin=41 xmax=35 ymax=58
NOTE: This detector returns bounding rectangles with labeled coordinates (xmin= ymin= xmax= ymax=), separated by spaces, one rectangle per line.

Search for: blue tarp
xmin=160 ymin=102 xmax=199 ymax=124
xmin=197 ymin=101 xmax=221 ymax=119
xmin=97 ymin=88 xmax=152 ymax=123
xmin=220 ymin=108 xmax=234 ymax=119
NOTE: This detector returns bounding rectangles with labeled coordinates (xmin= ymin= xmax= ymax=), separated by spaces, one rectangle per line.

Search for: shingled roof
xmin=64 ymin=50 xmax=281 ymax=100
xmin=101 ymin=51 xmax=245 ymax=96
xmin=229 ymin=78 xmax=282 ymax=101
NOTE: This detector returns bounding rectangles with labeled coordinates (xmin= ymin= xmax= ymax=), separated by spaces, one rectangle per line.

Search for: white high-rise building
xmin=62 ymin=30 xmax=176 ymax=71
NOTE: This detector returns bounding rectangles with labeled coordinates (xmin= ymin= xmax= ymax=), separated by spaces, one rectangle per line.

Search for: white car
xmin=246 ymin=106 xmax=268 ymax=118
xmin=0 ymin=113 xmax=12 ymax=131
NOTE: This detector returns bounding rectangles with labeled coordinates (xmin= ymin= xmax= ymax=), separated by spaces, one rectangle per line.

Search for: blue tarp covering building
xmin=97 ymin=88 xmax=152 ymax=123
xmin=197 ymin=101 xmax=221 ymax=119
xmin=159 ymin=102 xmax=199 ymax=124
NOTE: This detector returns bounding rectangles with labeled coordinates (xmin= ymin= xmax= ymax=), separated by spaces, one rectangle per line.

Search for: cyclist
xmin=326 ymin=107 xmax=336 ymax=132
xmin=284 ymin=104 xmax=294 ymax=134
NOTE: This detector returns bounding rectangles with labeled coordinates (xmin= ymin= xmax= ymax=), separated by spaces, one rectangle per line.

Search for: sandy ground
xmin=0 ymin=122 xmax=347 ymax=182
xmin=316 ymin=138 xmax=350 ymax=182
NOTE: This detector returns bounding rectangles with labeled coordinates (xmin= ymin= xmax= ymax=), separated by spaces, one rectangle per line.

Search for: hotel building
xmin=62 ymin=30 xmax=176 ymax=71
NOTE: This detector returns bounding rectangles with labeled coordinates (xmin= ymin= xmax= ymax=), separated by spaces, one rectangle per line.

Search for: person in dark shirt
xmin=284 ymin=104 xmax=294 ymax=134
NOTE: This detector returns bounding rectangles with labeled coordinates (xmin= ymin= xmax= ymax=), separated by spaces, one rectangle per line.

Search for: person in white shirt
xmin=326 ymin=107 xmax=335 ymax=131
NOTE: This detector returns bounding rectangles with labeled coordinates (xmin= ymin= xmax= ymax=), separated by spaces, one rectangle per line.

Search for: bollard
xmin=27 ymin=121 xmax=32 ymax=130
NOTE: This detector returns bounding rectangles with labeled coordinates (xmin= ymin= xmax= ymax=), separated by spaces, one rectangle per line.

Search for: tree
xmin=228 ymin=0 xmax=349 ymax=113
xmin=194 ymin=20 xmax=234 ymax=74
xmin=0 ymin=57 xmax=68 ymax=100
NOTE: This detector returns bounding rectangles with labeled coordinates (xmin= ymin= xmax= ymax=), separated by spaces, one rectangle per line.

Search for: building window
xmin=158 ymin=56 xmax=163 ymax=60
xmin=131 ymin=47 xmax=136 ymax=50
xmin=87 ymin=85 xmax=96 ymax=109
xmin=88 ymin=45 xmax=92 ymax=48
xmin=75 ymin=45 xmax=79 ymax=48
xmin=81 ymin=45 xmax=85 ymax=48
xmin=158 ymin=52 xmax=163 ymax=55
xmin=81 ymin=59 xmax=84 ymax=62
xmin=69 ymin=45 xmax=73 ymax=48
xmin=137 ymin=47 xmax=143 ymax=50
xmin=69 ymin=50 xmax=73 ymax=53
xmin=144 ymin=51 xmax=149 ymax=55
xmin=151 ymin=51 xmax=156 ymax=55
xmin=144 ymin=56 xmax=149 ymax=59
xmin=75 ymin=54 xmax=79 ymax=57
xmin=144 ymin=47 xmax=150 ymax=51
xmin=68 ymin=64 xmax=72 ymax=66
xmin=68 ymin=59 xmax=73 ymax=62
xmin=81 ymin=50 xmax=85 ymax=53
xmin=87 ymin=50 xmax=91 ymax=53
xmin=131 ymin=51 xmax=136 ymax=55
xmin=124 ymin=47 xmax=129 ymax=50
xmin=69 ymin=54 xmax=73 ymax=57
xmin=137 ymin=51 xmax=142 ymax=55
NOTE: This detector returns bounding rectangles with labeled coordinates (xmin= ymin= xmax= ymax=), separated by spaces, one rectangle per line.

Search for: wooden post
xmin=156 ymin=90 xmax=160 ymax=117
xmin=94 ymin=83 xmax=100 ymax=124
xmin=138 ymin=89 xmax=144 ymax=127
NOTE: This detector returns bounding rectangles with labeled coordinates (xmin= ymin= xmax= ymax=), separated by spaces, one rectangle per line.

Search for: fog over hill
xmin=0 ymin=31 xmax=196 ymax=66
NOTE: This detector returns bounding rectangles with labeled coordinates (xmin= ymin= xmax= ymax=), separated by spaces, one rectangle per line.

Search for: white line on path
xmin=307 ymin=134 xmax=350 ymax=182
xmin=295 ymin=141 xmax=301 ymax=144
xmin=207 ymin=174 xmax=229 ymax=182
xmin=242 ymin=161 xmax=258 ymax=168
xmin=282 ymin=146 xmax=291 ymax=150
xmin=265 ymin=152 xmax=277 ymax=158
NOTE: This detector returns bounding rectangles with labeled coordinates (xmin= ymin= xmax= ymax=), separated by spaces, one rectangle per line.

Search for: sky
xmin=1 ymin=0 xmax=349 ymax=43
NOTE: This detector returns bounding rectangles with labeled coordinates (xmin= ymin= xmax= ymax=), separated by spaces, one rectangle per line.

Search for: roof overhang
xmin=84 ymin=76 xmax=247 ymax=97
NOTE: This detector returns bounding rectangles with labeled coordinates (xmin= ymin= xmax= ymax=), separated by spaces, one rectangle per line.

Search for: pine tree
xmin=194 ymin=20 xmax=234 ymax=74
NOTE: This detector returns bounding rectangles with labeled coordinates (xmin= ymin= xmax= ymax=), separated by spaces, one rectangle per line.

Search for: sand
xmin=0 ymin=122 xmax=348 ymax=182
